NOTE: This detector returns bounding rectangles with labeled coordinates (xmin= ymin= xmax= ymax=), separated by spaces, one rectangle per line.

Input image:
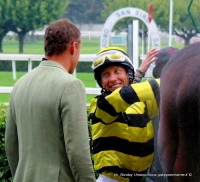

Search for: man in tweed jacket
xmin=5 ymin=19 xmax=95 ymax=182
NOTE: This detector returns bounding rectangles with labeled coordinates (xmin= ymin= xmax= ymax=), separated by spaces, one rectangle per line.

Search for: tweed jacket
xmin=5 ymin=61 xmax=95 ymax=182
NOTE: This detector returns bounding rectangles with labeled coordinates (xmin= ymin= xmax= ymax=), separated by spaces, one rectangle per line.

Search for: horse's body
xmin=158 ymin=42 xmax=200 ymax=182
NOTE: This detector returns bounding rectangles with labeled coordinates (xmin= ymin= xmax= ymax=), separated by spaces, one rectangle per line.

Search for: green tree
xmin=0 ymin=0 xmax=69 ymax=53
xmin=152 ymin=0 xmax=199 ymax=46
xmin=102 ymin=0 xmax=199 ymax=47
xmin=11 ymin=0 xmax=70 ymax=53
xmin=64 ymin=0 xmax=104 ymax=24
xmin=0 ymin=0 xmax=14 ymax=52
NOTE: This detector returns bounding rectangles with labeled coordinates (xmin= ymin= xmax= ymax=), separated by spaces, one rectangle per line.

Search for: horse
xmin=158 ymin=42 xmax=200 ymax=182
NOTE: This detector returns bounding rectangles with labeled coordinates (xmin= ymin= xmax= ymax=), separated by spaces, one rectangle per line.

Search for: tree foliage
xmin=152 ymin=0 xmax=199 ymax=46
xmin=0 ymin=104 xmax=12 ymax=181
xmin=64 ymin=0 xmax=104 ymax=24
xmin=102 ymin=0 xmax=200 ymax=46
xmin=0 ymin=0 xmax=13 ymax=52
xmin=1 ymin=0 xmax=199 ymax=53
xmin=0 ymin=0 xmax=69 ymax=53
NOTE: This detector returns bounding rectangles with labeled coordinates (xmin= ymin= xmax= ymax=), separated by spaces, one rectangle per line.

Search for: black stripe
xmin=90 ymin=114 xmax=103 ymax=125
xmin=149 ymin=80 xmax=160 ymax=107
xmin=97 ymin=95 xmax=118 ymax=116
xmin=91 ymin=113 xmax=125 ymax=125
xmin=93 ymin=137 xmax=154 ymax=157
xmin=122 ymin=112 xmax=150 ymax=127
xmin=120 ymin=85 xmax=140 ymax=105
xmin=122 ymin=102 xmax=150 ymax=127
xmin=91 ymin=112 xmax=150 ymax=127
xmin=98 ymin=166 xmax=147 ymax=181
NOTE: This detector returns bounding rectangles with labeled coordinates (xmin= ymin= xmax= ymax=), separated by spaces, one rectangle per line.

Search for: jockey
xmin=89 ymin=46 xmax=159 ymax=182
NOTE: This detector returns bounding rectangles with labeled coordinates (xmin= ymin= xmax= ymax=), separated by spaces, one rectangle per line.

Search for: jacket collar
xmin=39 ymin=60 xmax=67 ymax=72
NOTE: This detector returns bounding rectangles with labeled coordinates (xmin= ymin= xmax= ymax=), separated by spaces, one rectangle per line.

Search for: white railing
xmin=0 ymin=53 xmax=96 ymax=80
xmin=0 ymin=53 xmax=101 ymax=106
xmin=0 ymin=86 xmax=13 ymax=93
xmin=0 ymin=86 xmax=101 ymax=106
xmin=0 ymin=86 xmax=101 ymax=95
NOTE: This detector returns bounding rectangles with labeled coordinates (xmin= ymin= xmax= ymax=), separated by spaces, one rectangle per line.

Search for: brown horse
xmin=158 ymin=42 xmax=200 ymax=182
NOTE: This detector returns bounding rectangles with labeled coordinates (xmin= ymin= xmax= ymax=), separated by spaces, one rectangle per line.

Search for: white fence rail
xmin=0 ymin=54 xmax=101 ymax=106
xmin=0 ymin=53 xmax=96 ymax=80
xmin=0 ymin=86 xmax=101 ymax=94
xmin=0 ymin=87 xmax=13 ymax=93
xmin=0 ymin=86 xmax=101 ymax=106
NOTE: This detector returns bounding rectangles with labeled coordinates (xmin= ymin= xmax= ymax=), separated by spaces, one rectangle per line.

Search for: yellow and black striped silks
xmin=88 ymin=79 xmax=160 ymax=182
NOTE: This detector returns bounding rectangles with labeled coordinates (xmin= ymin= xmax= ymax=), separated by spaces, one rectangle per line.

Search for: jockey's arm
xmin=95 ymin=79 xmax=160 ymax=124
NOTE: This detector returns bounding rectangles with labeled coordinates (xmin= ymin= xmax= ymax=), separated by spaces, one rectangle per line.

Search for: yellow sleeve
xmin=103 ymin=79 xmax=159 ymax=112
xmin=95 ymin=79 xmax=160 ymax=124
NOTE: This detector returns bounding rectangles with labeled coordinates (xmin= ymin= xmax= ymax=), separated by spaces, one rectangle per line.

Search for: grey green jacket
xmin=5 ymin=61 xmax=95 ymax=182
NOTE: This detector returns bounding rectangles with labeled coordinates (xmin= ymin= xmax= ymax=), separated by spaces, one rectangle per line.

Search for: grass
xmin=1 ymin=36 xmax=102 ymax=104
xmin=0 ymin=35 xmax=185 ymax=104
xmin=2 ymin=36 xmax=102 ymax=54
xmin=2 ymin=36 xmax=132 ymax=54
xmin=0 ymin=71 xmax=97 ymax=104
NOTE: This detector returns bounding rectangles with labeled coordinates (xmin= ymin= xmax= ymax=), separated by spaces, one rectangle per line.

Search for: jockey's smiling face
xmin=100 ymin=65 xmax=129 ymax=93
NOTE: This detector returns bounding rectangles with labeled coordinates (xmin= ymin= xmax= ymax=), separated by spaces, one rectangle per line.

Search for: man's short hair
xmin=44 ymin=19 xmax=80 ymax=56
